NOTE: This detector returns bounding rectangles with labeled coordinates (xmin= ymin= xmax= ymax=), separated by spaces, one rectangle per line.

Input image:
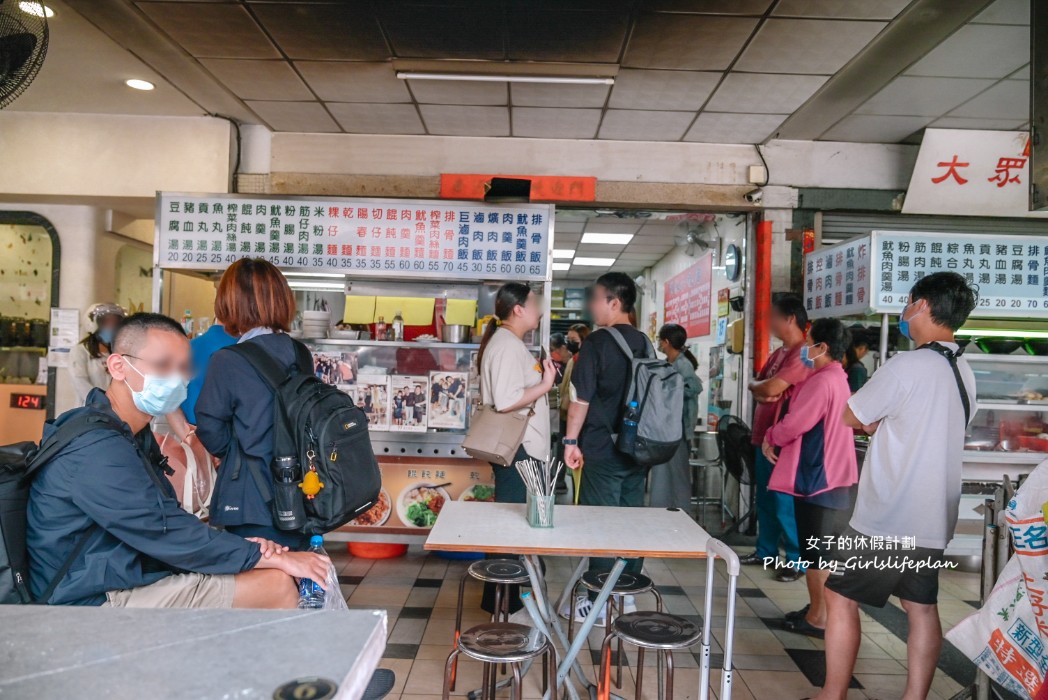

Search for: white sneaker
xmin=558 ymin=594 xmax=606 ymax=627
xmin=621 ymin=594 xmax=637 ymax=614
xmin=508 ymin=608 xmax=533 ymax=626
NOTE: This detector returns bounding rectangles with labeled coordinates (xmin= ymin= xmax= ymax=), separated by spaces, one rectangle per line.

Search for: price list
xmin=156 ymin=193 xmax=552 ymax=281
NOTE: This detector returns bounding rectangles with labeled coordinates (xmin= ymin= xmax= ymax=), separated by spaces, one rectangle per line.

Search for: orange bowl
xmin=348 ymin=542 xmax=408 ymax=559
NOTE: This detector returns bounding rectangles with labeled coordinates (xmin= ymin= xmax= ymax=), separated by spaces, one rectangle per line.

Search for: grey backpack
xmin=604 ymin=327 xmax=685 ymax=467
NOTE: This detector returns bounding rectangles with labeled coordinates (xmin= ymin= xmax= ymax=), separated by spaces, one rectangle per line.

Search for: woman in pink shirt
xmin=762 ymin=318 xmax=858 ymax=639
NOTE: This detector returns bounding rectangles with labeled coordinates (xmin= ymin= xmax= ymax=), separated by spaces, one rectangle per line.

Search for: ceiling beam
xmin=771 ymin=0 xmax=997 ymax=141
xmin=62 ymin=0 xmax=261 ymax=125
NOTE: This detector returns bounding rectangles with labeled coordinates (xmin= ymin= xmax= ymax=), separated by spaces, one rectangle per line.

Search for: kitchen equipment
xmin=973 ymin=337 xmax=1024 ymax=354
xmin=441 ymin=324 xmax=471 ymax=344
xmin=328 ymin=329 xmax=363 ymax=340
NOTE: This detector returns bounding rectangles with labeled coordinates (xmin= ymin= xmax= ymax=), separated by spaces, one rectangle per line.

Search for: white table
xmin=0 ymin=606 xmax=387 ymax=699
xmin=425 ymin=502 xmax=741 ymax=700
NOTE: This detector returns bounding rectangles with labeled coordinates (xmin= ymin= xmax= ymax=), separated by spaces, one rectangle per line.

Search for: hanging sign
xmin=870 ymin=230 xmax=1048 ymax=317
xmin=717 ymin=288 xmax=730 ymax=317
xmin=439 ymin=174 xmax=596 ymax=202
xmin=903 ymin=129 xmax=1047 ymax=218
xmin=803 ymin=236 xmax=872 ymax=319
xmin=155 ymin=193 xmax=552 ymax=281
xmin=663 ymin=253 xmax=713 ymax=337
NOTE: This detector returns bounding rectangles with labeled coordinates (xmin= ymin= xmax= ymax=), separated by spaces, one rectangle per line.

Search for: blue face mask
xmin=96 ymin=328 xmax=114 ymax=346
xmin=123 ymin=358 xmax=188 ymax=417
xmin=898 ymin=301 xmax=923 ymax=341
xmin=800 ymin=344 xmax=825 ymax=369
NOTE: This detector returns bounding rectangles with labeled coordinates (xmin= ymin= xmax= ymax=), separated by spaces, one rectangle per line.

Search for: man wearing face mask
xmin=812 ymin=272 xmax=977 ymax=700
xmin=27 ymin=313 xmax=330 ymax=607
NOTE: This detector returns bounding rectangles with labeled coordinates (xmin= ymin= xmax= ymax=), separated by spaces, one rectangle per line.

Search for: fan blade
xmin=0 ymin=33 xmax=37 ymax=80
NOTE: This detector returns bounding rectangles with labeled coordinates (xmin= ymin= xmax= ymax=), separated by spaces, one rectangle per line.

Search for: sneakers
xmin=621 ymin=594 xmax=637 ymax=614
xmin=558 ymin=594 xmax=606 ymax=627
xmin=508 ymin=608 xmax=534 ymax=626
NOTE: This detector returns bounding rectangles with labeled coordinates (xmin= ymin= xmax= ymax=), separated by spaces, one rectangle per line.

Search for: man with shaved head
xmin=27 ymin=312 xmax=330 ymax=607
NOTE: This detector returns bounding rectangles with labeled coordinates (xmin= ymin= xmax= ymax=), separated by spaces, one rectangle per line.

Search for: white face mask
xmin=122 ymin=358 xmax=188 ymax=417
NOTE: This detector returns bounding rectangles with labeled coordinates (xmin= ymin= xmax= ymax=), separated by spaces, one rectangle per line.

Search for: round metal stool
xmin=598 ymin=611 xmax=702 ymax=700
xmin=443 ymin=623 xmax=557 ymax=700
xmin=450 ymin=559 xmax=531 ymax=691
xmin=567 ymin=570 xmax=663 ymax=689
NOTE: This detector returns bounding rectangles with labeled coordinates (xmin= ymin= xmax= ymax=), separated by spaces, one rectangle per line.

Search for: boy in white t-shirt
xmin=812 ymin=272 xmax=977 ymax=700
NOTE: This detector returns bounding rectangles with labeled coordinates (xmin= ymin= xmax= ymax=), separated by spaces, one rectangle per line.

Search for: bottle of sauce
xmin=181 ymin=309 xmax=193 ymax=338
xmin=375 ymin=316 xmax=387 ymax=341
xmin=392 ymin=310 xmax=404 ymax=342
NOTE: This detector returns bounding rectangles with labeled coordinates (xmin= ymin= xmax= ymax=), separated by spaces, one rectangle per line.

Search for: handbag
xmin=461 ymin=404 xmax=534 ymax=467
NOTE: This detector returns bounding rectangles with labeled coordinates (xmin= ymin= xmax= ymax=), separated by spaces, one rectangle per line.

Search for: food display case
xmin=963 ymin=352 xmax=1048 ymax=479
xmin=154 ymin=192 xmax=554 ymax=542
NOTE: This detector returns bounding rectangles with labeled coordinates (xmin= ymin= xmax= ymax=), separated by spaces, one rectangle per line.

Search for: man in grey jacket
xmin=28 ymin=313 xmax=329 ymax=607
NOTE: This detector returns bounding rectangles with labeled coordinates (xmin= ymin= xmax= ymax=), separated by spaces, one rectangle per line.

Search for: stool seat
xmin=459 ymin=623 xmax=548 ymax=664
xmin=579 ymin=570 xmax=655 ymax=595
xmin=468 ymin=559 xmax=530 ymax=585
xmin=611 ymin=611 xmax=703 ymax=650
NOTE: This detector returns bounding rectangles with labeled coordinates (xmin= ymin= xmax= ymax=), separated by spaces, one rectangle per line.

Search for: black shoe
xmin=783 ymin=616 xmax=825 ymax=639
xmin=784 ymin=604 xmax=811 ymax=621
xmin=774 ymin=568 xmax=804 ymax=583
xmin=738 ymin=551 xmax=768 ymax=566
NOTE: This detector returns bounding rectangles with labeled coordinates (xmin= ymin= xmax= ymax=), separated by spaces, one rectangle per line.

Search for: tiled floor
xmin=326 ymin=544 xmax=980 ymax=700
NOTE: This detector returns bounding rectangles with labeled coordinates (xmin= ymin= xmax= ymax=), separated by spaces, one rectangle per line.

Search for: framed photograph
xmin=355 ymin=375 xmax=391 ymax=431
xmin=312 ymin=351 xmax=358 ymax=386
xmin=390 ymin=375 xmax=428 ymax=432
xmin=427 ymin=370 xmax=468 ymax=430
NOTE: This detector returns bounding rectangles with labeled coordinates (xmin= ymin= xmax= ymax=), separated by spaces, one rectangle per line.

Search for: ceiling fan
xmin=0 ymin=0 xmax=49 ymax=109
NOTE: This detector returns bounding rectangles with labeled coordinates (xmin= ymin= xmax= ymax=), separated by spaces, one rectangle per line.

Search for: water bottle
xmin=620 ymin=400 xmax=640 ymax=453
xmin=271 ymin=455 xmax=306 ymax=531
xmin=298 ymin=535 xmax=327 ymax=609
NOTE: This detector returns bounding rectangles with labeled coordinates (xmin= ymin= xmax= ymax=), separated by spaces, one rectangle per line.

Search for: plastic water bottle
xmin=298 ymin=535 xmax=327 ymax=609
xmin=620 ymin=400 xmax=640 ymax=452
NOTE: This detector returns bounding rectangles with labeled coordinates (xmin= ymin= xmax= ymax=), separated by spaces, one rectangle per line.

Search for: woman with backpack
xmin=649 ymin=323 xmax=702 ymax=510
xmin=195 ymin=259 xmax=313 ymax=550
xmin=475 ymin=282 xmax=557 ymax=615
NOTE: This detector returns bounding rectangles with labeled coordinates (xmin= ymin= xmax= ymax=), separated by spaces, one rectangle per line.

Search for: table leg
xmin=558 ymin=559 xmax=626 ymax=690
xmin=521 ymin=591 xmax=581 ymax=700
xmin=521 ymin=557 xmax=589 ymax=698
xmin=705 ymin=539 xmax=741 ymax=700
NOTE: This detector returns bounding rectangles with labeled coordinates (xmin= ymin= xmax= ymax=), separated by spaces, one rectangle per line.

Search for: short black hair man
xmin=28 ymin=313 xmax=330 ymax=607
xmin=561 ymin=272 xmax=650 ymax=624
xmin=814 ymin=272 xmax=977 ymax=700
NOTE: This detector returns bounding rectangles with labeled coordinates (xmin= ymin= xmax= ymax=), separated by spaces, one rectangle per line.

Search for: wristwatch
xmin=561 ymin=438 xmax=578 ymax=446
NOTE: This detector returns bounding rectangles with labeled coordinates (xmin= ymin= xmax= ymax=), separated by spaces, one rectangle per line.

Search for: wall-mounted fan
xmin=674 ymin=224 xmax=711 ymax=257
xmin=0 ymin=0 xmax=49 ymax=109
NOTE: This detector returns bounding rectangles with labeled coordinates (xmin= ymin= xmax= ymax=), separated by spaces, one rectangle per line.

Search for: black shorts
xmin=824 ymin=526 xmax=945 ymax=607
xmin=794 ymin=499 xmax=848 ymax=562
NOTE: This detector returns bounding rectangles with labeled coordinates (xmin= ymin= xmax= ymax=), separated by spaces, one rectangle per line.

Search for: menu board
xmin=344 ymin=458 xmax=494 ymax=532
xmin=803 ymin=237 xmax=871 ymax=319
xmin=663 ymin=252 xmax=713 ymax=337
xmin=870 ymin=231 xmax=1048 ymax=317
xmin=156 ymin=193 xmax=553 ymax=282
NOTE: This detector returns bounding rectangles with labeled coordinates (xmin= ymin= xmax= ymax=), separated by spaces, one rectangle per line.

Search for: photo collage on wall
xmin=390 ymin=375 xmax=429 ymax=433
xmin=427 ymin=371 xmax=469 ymax=430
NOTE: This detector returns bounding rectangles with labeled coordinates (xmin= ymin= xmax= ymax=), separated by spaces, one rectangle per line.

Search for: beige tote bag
xmin=462 ymin=403 xmax=535 ymax=467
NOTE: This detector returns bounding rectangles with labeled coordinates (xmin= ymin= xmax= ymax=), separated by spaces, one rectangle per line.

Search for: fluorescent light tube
xmin=552 ymin=249 xmax=575 ymax=259
xmin=581 ymin=233 xmax=634 ymax=245
xmin=552 ymin=262 xmax=572 ymax=271
xmin=397 ymin=72 xmax=614 ymax=86
xmin=573 ymin=257 xmax=617 ymax=267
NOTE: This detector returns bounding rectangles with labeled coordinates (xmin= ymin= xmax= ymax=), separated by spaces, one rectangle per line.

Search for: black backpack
xmin=226 ymin=340 xmax=381 ymax=535
xmin=0 ymin=411 xmax=123 ymax=604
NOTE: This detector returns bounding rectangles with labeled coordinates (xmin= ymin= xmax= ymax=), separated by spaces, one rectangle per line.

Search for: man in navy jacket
xmin=27 ymin=313 xmax=330 ymax=607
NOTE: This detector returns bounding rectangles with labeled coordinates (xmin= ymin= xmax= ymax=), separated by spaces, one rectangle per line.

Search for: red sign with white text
xmin=664 ymin=253 xmax=713 ymax=338
xmin=440 ymin=174 xmax=596 ymax=202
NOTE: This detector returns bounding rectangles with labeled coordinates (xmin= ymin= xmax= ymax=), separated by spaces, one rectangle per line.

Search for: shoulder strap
xmin=919 ymin=342 xmax=971 ymax=426
xmin=225 ymin=342 xmax=290 ymax=391
xmin=34 ymin=528 xmax=98 ymax=604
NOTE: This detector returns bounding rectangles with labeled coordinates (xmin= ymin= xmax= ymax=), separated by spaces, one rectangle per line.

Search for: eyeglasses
xmin=122 ymin=354 xmax=194 ymax=381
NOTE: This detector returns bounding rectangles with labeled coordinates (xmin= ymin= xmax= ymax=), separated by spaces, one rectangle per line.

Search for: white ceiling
xmin=552 ymin=210 xmax=735 ymax=281
xmin=6 ymin=0 xmax=1033 ymax=146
